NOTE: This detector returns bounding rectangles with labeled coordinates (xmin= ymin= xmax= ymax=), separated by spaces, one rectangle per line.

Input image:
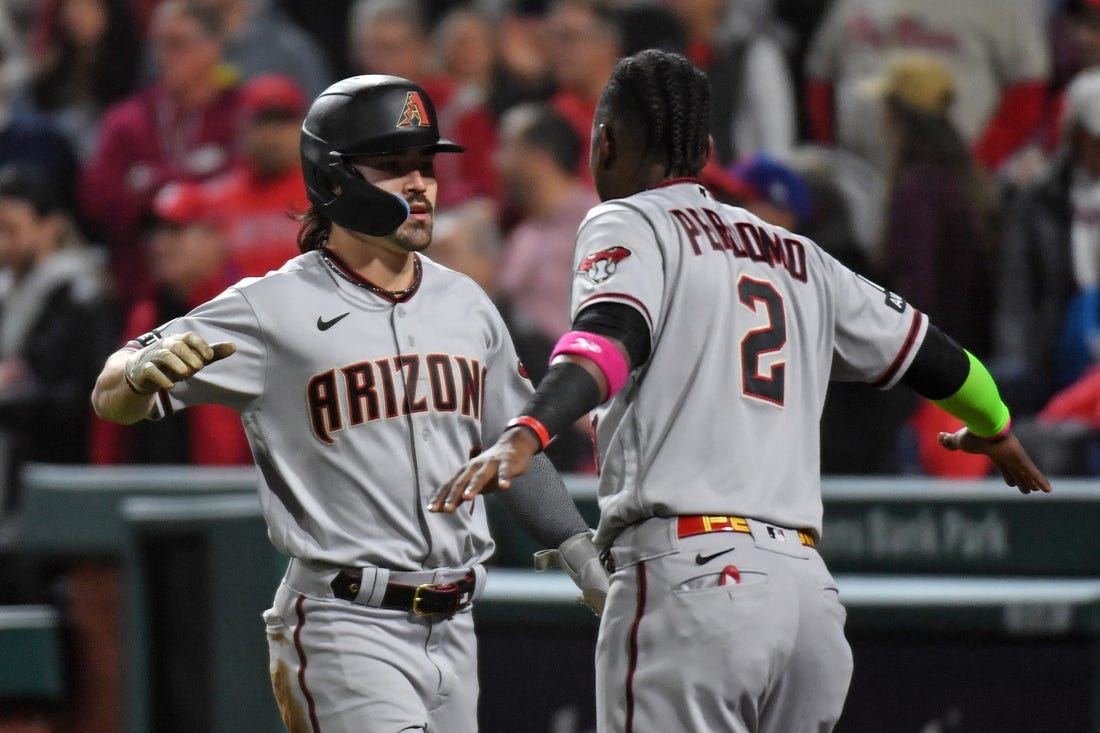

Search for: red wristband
xmin=506 ymin=416 xmax=551 ymax=451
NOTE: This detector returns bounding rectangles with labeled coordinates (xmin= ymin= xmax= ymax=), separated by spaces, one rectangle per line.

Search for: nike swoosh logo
xmin=316 ymin=312 xmax=350 ymax=331
xmin=694 ymin=548 xmax=735 ymax=565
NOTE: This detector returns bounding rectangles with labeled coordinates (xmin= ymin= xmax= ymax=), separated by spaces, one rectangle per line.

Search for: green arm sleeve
xmin=931 ymin=351 xmax=1011 ymax=438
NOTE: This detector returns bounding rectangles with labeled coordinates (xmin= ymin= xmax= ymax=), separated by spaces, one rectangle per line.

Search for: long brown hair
xmin=296 ymin=205 xmax=332 ymax=253
xmin=884 ymin=98 xmax=999 ymax=248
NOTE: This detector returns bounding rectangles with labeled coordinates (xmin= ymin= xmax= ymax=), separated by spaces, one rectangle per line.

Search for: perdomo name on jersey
xmin=307 ymin=353 xmax=485 ymax=444
xmin=670 ymin=206 xmax=807 ymax=283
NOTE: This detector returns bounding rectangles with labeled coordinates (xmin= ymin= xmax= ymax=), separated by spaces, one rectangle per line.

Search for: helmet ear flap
xmin=301 ymin=131 xmax=410 ymax=236
xmin=324 ymin=159 xmax=410 ymax=236
xmin=301 ymin=132 xmax=339 ymax=206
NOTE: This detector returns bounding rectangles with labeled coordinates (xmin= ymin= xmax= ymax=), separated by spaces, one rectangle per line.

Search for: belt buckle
xmin=412 ymin=582 xmax=442 ymax=617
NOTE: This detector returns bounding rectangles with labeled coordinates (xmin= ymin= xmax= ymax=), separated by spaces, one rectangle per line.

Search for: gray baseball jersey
xmin=581 ymin=179 xmax=914 ymax=732
xmin=571 ymin=179 xmax=927 ymax=548
xmin=130 ymin=249 xmax=532 ymax=571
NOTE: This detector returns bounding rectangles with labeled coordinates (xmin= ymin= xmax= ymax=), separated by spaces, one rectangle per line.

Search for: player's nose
xmin=404 ymin=170 xmax=428 ymax=192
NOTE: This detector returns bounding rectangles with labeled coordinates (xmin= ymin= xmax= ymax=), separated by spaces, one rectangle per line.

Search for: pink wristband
xmin=550 ymin=330 xmax=630 ymax=396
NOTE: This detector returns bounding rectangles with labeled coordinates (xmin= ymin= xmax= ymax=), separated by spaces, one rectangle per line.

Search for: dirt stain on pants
xmin=270 ymin=659 xmax=312 ymax=733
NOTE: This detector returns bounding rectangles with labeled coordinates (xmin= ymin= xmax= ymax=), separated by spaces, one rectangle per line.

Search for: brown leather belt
xmin=330 ymin=569 xmax=476 ymax=618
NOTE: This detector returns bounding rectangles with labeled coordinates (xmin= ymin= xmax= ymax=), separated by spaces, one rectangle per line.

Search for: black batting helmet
xmin=300 ymin=75 xmax=464 ymax=237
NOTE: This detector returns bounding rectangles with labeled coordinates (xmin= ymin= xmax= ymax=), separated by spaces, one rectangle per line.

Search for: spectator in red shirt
xmin=90 ymin=180 xmax=251 ymax=465
xmin=200 ymin=73 xmax=308 ymax=276
xmin=493 ymin=102 xmax=598 ymax=473
xmin=431 ymin=6 xmax=502 ymax=204
xmin=27 ymin=0 xmax=144 ymax=162
xmin=346 ymin=0 xmax=494 ymax=205
xmin=79 ymin=0 xmax=241 ymax=305
xmin=545 ymin=0 xmax=621 ymax=183
xmin=495 ymin=102 xmax=598 ymax=350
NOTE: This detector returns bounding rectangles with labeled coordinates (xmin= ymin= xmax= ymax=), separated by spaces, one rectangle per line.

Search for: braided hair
xmin=597 ymin=49 xmax=711 ymax=178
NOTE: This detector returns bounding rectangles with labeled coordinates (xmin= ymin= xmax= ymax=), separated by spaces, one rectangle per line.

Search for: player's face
xmin=243 ymin=115 xmax=300 ymax=178
xmin=495 ymin=107 xmax=537 ymax=207
xmin=152 ymin=10 xmax=221 ymax=95
xmin=352 ymin=150 xmax=438 ymax=253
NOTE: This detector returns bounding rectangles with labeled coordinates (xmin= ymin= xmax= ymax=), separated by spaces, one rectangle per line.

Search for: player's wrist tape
xmin=123 ymin=371 xmax=157 ymax=396
xmin=550 ymin=330 xmax=630 ymax=397
xmin=506 ymin=416 xmax=551 ymax=451
xmin=931 ymin=350 xmax=1011 ymax=440
xmin=123 ymin=350 xmax=159 ymax=396
xmin=514 ymin=361 xmax=603 ymax=449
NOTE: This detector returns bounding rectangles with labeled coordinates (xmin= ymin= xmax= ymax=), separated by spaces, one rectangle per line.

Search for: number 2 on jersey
xmin=737 ymin=276 xmax=786 ymax=405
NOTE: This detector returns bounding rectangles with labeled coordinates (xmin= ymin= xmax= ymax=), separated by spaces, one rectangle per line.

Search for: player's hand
xmin=124 ymin=332 xmax=236 ymax=393
xmin=429 ymin=427 xmax=541 ymax=513
xmin=938 ymin=428 xmax=1052 ymax=494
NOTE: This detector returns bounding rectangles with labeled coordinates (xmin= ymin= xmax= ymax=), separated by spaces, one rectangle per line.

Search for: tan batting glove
xmin=124 ymin=332 xmax=236 ymax=394
xmin=534 ymin=530 xmax=609 ymax=616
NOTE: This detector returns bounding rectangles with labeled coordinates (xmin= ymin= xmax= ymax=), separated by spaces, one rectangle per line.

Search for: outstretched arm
xmin=499 ymin=453 xmax=608 ymax=614
xmin=91 ymin=332 xmax=235 ymax=425
xmin=430 ymin=355 xmax=609 ymax=510
xmin=901 ymin=324 xmax=1050 ymax=493
xmin=496 ymin=453 xmax=589 ymax=545
xmin=431 ymin=302 xmax=649 ymax=510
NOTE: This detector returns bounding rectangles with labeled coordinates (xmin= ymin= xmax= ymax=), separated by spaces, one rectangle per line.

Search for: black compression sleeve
xmin=499 ymin=453 xmax=589 ymax=547
xmin=573 ymin=302 xmax=652 ymax=368
xmin=899 ymin=323 xmax=970 ymax=400
xmin=518 ymin=361 xmax=602 ymax=446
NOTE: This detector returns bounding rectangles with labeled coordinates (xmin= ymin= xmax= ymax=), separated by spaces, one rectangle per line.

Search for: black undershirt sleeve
xmin=514 ymin=302 xmax=651 ymax=449
xmin=572 ymin=302 xmax=652 ymax=368
xmin=519 ymin=361 xmax=602 ymax=447
xmin=899 ymin=323 xmax=970 ymax=400
xmin=499 ymin=453 xmax=589 ymax=547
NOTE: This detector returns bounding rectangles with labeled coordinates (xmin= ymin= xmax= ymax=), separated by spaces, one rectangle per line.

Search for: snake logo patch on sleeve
xmin=579 ymin=246 xmax=632 ymax=284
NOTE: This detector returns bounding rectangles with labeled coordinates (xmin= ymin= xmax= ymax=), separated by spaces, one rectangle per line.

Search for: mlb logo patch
xmin=766 ymin=526 xmax=787 ymax=542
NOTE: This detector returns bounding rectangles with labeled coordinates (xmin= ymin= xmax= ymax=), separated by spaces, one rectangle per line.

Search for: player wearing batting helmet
xmin=432 ymin=50 xmax=1051 ymax=732
xmin=92 ymin=75 xmax=608 ymax=732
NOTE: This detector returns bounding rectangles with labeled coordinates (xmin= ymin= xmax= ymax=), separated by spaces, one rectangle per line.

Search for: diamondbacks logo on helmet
xmin=579 ymin=246 xmax=632 ymax=283
xmin=396 ymin=91 xmax=431 ymax=128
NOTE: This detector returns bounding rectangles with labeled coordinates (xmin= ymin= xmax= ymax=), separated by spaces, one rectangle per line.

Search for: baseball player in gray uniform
xmin=91 ymin=75 xmax=607 ymax=733
xmin=432 ymin=50 xmax=1051 ymax=732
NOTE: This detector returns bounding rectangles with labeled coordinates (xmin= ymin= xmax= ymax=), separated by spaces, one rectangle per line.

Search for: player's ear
xmin=594 ymin=123 xmax=615 ymax=171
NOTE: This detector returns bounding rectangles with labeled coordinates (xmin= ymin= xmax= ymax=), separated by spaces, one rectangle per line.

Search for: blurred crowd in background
xmin=1 ymin=0 xmax=1100 ymax=528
